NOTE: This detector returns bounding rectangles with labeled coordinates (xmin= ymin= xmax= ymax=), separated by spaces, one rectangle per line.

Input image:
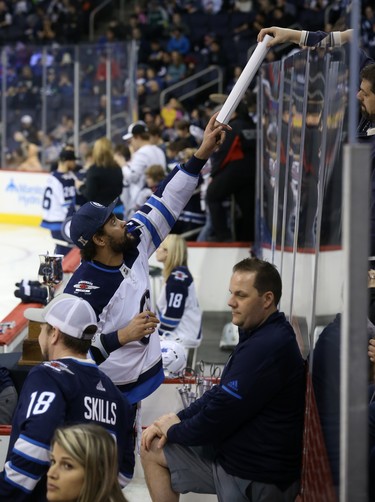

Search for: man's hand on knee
xmin=155 ymin=413 xmax=180 ymax=437
xmin=142 ymin=423 xmax=165 ymax=451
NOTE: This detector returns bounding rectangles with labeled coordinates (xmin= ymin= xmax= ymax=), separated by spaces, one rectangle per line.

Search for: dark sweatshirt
xmin=167 ymin=311 xmax=306 ymax=488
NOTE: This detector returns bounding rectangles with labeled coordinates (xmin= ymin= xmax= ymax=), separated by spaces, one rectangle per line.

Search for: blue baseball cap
xmin=70 ymin=199 xmax=118 ymax=249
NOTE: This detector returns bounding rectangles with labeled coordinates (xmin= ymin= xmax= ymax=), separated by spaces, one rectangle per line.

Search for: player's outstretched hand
xmin=117 ymin=311 xmax=159 ymax=345
xmin=257 ymin=26 xmax=301 ymax=47
xmin=195 ymin=112 xmax=231 ymax=160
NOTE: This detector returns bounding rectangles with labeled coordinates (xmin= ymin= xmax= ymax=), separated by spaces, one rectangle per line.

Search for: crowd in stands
xmin=1 ymin=0 xmax=375 ymax=241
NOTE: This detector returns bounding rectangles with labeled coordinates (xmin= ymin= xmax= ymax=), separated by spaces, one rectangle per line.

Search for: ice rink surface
xmin=0 ymin=224 xmax=55 ymax=320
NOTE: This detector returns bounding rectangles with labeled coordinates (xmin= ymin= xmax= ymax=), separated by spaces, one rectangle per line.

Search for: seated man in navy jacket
xmin=141 ymin=257 xmax=306 ymax=502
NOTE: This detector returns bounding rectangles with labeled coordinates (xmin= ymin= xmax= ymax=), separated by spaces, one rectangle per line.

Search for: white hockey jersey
xmin=65 ymin=158 xmax=206 ymax=403
xmin=40 ymin=171 xmax=76 ymax=230
xmin=122 ymin=144 xmax=166 ymax=219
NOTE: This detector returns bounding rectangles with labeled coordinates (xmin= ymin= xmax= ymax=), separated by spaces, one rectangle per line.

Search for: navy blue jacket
xmin=167 ymin=311 xmax=306 ymax=487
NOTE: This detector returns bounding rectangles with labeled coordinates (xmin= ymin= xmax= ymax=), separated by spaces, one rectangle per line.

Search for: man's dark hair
xmin=233 ymin=258 xmax=282 ymax=305
xmin=360 ymin=63 xmax=375 ymax=94
xmin=80 ymin=226 xmax=106 ymax=261
xmin=46 ymin=324 xmax=95 ymax=355
xmin=60 ymin=331 xmax=94 ymax=355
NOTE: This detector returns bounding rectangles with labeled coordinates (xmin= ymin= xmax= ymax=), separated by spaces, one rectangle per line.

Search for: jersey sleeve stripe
xmin=4 ymin=462 xmax=40 ymax=492
xmin=14 ymin=436 xmax=51 ymax=464
xmin=146 ymin=198 xmax=176 ymax=227
xmin=133 ymin=213 xmax=162 ymax=248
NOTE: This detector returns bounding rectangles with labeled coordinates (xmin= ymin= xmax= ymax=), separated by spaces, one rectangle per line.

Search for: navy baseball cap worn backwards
xmin=70 ymin=199 xmax=118 ymax=249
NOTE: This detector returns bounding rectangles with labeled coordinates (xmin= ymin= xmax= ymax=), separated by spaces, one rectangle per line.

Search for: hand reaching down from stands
xmin=257 ymin=26 xmax=302 ymax=47
xmin=257 ymin=26 xmax=354 ymax=48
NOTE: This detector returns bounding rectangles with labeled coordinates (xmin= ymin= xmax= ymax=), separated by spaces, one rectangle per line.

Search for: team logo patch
xmin=73 ymin=281 xmax=100 ymax=294
xmin=171 ymin=270 xmax=188 ymax=281
xmin=43 ymin=360 xmax=74 ymax=374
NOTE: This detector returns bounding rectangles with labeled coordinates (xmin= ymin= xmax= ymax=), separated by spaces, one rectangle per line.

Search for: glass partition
xmin=256 ymin=45 xmax=350 ymax=496
xmin=0 ymin=41 xmax=136 ymax=169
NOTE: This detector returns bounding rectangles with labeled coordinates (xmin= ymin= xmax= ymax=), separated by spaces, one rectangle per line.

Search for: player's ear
xmin=92 ymin=233 xmax=106 ymax=247
xmin=50 ymin=326 xmax=60 ymax=344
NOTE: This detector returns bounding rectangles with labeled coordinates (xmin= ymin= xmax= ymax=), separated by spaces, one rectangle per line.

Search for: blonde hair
xmin=161 ymin=234 xmax=188 ymax=280
xmin=50 ymin=424 xmax=127 ymax=502
xmin=92 ymin=137 xmax=119 ymax=168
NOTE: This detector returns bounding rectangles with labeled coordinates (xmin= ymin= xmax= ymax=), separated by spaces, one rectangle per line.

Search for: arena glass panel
xmin=257 ymin=45 xmax=350 ymax=497
xmin=0 ymin=41 xmax=136 ymax=170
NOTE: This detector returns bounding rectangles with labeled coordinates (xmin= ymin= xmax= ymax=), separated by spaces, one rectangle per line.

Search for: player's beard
xmin=107 ymin=231 xmax=136 ymax=254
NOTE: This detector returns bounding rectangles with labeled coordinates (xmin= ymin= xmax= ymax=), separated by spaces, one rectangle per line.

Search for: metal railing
xmin=159 ymin=65 xmax=224 ymax=109
xmin=89 ymin=0 xmax=112 ymax=42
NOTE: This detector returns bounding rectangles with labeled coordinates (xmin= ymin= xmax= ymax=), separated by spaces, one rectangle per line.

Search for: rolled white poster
xmin=216 ymin=34 xmax=272 ymax=125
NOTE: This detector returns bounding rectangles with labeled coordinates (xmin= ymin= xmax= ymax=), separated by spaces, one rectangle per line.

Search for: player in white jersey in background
xmin=40 ymin=147 xmax=78 ymax=255
xmin=63 ymin=114 xmax=229 ymax=416
xmin=121 ymin=121 xmax=167 ymax=219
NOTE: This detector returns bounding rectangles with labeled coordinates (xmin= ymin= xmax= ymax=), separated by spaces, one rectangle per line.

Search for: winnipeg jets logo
xmin=43 ymin=360 xmax=74 ymax=374
xmin=171 ymin=270 xmax=188 ymax=282
xmin=73 ymin=281 xmax=100 ymax=294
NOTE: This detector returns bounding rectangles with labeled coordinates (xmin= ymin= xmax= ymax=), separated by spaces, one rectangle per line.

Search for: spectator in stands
xmin=0 ymin=367 xmax=17 ymax=425
xmin=75 ymin=136 xmax=123 ymax=215
xmin=170 ymin=12 xmax=190 ymax=36
xmin=141 ymin=257 xmax=305 ymax=502
xmin=206 ymin=100 xmax=257 ymax=241
xmin=201 ymin=0 xmax=223 ymax=14
xmin=17 ymin=114 xmax=40 ymax=145
xmin=174 ymin=119 xmax=198 ymax=147
xmin=134 ymin=163 xmax=166 ymax=210
xmin=114 ymin=142 xmax=131 ymax=169
xmin=122 ymin=120 xmax=166 ymax=218
xmin=165 ymin=139 xmax=191 ymax=172
xmin=143 ymin=79 xmax=162 ymax=116
xmin=0 ymin=0 xmax=13 ymax=44
xmin=35 ymin=15 xmax=56 ymax=44
xmin=165 ymin=50 xmax=187 ymax=84
xmin=155 ymin=233 xmax=202 ymax=349
xmin=0 ymin=294 xmax=134 ymax=500
xmin=161 ymin=97 xmax=186 ymax=135
xmin=95 ymin=53 xmax=121 ymax=85
xmin=146 ymin=0 xmax=168 ymax=39
xmin=47 ymin=423 xmax=128 ymax=502
xmin=166 ymin=26 xmax=191 ymax=55
xmin=148 ymin=124 xmax=168 ymax=153
xmin=362 ymin=5 xmax=375 ymax=60
xmin=16 ymin=140 xmax=43 ymax=172
xmin=147 ymin=39 xmax=165 ymax=73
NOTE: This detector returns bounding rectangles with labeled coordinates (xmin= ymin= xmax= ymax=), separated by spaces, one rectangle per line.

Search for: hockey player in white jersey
xmin=64 ymin=113 xmax=229 ymax=407
xmin=40 ymin=147 xmax=78 ymax=255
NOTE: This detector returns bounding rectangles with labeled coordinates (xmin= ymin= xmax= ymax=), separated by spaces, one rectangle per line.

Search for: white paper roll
xmin=216 ymin=34 xmax=272 ymax=125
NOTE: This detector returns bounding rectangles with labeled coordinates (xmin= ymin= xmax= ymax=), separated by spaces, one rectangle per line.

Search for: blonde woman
xmin=76 ymin=137 xmax=123 ymax=215
xmin=47 ymin=424 xmax=128 ymax=502
xmin=155 ymin=234 xmax=202 ymax=348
